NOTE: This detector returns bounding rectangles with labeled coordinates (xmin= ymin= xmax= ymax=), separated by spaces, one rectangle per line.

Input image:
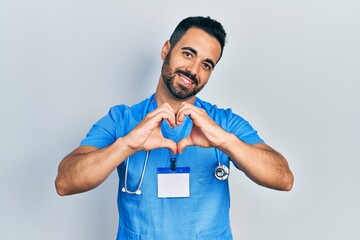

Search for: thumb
xmin=162 ymin=139 xmax=177 ymax=155
xmin=177 ymin=137 xmax=193 ymax=154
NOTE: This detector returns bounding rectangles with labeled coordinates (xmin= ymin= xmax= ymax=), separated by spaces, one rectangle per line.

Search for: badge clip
xmin=170 ymin=157 xmax=176 ymax=171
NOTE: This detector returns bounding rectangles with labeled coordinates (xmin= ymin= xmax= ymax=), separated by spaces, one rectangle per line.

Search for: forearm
xmin=219 ymin=133 xmax=294 ymax=191
xmin=55 ymin=104 xmax=180 ymax=196
xmin=55 ymin=138 xmax=134 ymax=196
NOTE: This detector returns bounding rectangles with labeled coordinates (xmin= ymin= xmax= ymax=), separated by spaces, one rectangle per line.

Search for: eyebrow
xmin=181 ymin=47 xmax=215 ymax=69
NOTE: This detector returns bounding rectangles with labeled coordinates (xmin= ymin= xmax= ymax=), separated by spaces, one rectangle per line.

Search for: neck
xmin=155 ymin=78 xmax=196 ymax=113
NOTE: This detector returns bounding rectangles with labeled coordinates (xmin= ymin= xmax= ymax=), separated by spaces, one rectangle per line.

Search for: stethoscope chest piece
xmin=214 ymin=164 xmax=229 ymax=181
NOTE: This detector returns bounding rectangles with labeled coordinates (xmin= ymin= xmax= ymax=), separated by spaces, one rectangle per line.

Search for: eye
xmin=183 ymin=51 xmax=193 ymax=58
xmin=202 ymin=62 xmax=212 ymax=71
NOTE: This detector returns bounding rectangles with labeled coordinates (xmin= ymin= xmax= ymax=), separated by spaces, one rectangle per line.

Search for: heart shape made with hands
xmin=159 ymin=115 xmax=217 ymax=155
xmin=129 ymin=102 xmax=224 ymax=155
xmin=160 ymin=117 xmax=193 ymax=154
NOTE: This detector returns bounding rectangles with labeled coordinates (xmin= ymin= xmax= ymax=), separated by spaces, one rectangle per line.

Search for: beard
xmin=161 ymin=54 xmax=205 ymax=100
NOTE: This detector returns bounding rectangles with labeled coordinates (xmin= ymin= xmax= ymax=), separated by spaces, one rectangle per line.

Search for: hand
xmin=176 ymin=102 xmax=229 ymax=154
xmin=123 ymin=103 xmax=177 ymax=154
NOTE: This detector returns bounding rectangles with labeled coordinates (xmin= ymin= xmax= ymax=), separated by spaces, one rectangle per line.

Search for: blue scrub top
xmin=80 ymin=94 xmax=264 ymax=240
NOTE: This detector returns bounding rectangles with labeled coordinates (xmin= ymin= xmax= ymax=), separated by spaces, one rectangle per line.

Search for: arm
xmin=176 ymin=103 xmax=294 ymax=191
xmin=219 ymin=135 xmax=293 ymax=191
xmin=55 ymin=139 xmax=133 ymax=196
xmin=55 ymin=104 xmax=177 ymax=196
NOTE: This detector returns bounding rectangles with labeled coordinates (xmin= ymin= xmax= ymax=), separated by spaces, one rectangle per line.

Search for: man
xmin=56 ymin=16 xmax=293 ymax=239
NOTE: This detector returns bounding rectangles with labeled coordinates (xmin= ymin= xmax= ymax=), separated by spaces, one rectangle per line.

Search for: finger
xmin=176 ymin=103 xmax=194 ymax=125
xmin=177 ymin=106 xmax=204 ymax=126
xmin=177 ymin=137 xmax=193 ymax=154
xmin=161 ymin=139 xmax=177 ymax=154
xmin=147 ymin=104 xmax=176 ymax=127
xmin=147 ymin=103 xmax=174 ymax=117
xmin=161 ymin=104 xmax=176 ymax=127
xmin=146 ymin=110 xmax=176 ymax=129
xmin=163 ymin=115 xmax=176 ymax=128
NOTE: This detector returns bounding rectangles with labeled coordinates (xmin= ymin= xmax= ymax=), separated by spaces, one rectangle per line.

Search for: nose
xmin=185 ymin=60 xmax=201 ymax=77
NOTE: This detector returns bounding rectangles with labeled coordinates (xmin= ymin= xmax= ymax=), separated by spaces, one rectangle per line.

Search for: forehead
xmin=173 ymin=28 xmax=222 ymax=63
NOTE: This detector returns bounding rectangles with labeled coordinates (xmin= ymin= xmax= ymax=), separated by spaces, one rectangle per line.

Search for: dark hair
xmin=169 ymin=16 xmax=227 ymax=62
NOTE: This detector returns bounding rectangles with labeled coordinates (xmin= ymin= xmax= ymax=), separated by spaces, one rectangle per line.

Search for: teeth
xmin=180 ymin=75 xmax=193 ymax=84
xmin=184 ymin=79 xmax=191 ymax=84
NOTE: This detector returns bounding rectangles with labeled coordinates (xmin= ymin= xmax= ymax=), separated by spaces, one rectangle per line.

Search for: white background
xmin=1 ymin=1 xmax=359 ymax=239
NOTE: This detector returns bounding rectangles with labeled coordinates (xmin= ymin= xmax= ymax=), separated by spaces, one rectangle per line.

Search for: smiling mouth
xmin=179 ymin=74 xmax=194 ymax=85
xmin=175 ymin=69 xmax=198 ymax=86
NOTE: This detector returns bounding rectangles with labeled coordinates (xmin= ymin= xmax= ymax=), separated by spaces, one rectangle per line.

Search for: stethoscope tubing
xmin=122 ymin=151 xmax=150 ymax=195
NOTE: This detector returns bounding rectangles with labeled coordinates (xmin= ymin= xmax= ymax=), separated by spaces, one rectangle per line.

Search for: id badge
xmin=157 ymin=167 xmax=190 ymax=198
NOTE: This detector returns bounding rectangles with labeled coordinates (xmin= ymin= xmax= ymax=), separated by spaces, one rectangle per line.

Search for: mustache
xmin=175 ymin=70 xmax=199 ymax=85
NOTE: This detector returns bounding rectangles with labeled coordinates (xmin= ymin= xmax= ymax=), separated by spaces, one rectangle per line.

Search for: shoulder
xmin=108 ymin=97 xmax=150 ymax=123
xmin=195 ymin=97 xmax=239 ymax=121
xmin=196 ymin=98 xmax=264 ymax=144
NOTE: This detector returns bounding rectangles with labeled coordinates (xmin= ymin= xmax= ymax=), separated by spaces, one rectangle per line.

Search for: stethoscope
xmin=122 ymin=95 xmax=230 ymax=195
xmin=121 ymin=151 xmax=149 ymax=195
xmin=214 ymin=149 xmax=230 ymax=181
xmin=121 ymin=96 xmax=152 ymax=195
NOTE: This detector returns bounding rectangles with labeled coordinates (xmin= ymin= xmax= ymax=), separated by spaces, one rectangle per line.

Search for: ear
xmin=161 ymin=40 xmax=171 ymax=61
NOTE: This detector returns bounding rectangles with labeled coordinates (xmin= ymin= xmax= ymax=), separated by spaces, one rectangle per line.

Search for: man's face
xmin=161 ymin=28 xmax=222 ymax=100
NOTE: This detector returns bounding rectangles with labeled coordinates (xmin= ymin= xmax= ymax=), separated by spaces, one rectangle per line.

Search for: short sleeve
xmin=80 ymin=106 xmax=122 ymax=148
xmin=226 ymin=109 xmax=265 ymax=145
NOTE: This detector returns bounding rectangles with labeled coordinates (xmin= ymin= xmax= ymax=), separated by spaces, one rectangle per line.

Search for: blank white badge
xmin=157 ymin=167 xmax=190 ymax=198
